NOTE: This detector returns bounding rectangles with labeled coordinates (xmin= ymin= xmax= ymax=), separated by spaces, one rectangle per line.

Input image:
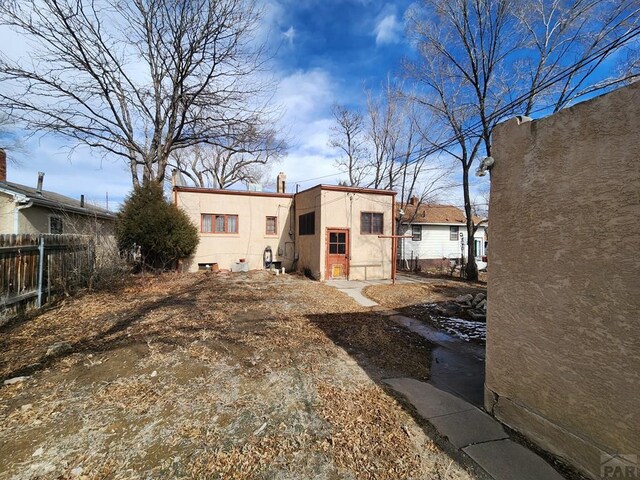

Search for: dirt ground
xmin=0 ymin=271 xmax=475 ymax=480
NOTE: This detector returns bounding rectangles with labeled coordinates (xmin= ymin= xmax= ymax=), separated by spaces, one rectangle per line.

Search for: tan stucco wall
xmin=487 ymin=82 xmax=640 ymax=479
xmin=19 ymin=206 xmax=113 ymax=237
xmin=177 ymin=190 xmax=295 ymax=272
xmin=0 ymin=194 xmax=113 ymax=237
xmin=0 ymin=193 xmax=14 ymax=233
xmin=318 ymin=189 xmax=393 ymax=281
xmin=293 ymin=186 xmax=322 ymax=279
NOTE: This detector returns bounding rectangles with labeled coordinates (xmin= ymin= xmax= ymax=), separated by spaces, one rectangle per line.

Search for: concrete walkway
xmin=326 ymin=276 xmax=566 ymax=479
xmin=384 ymin=378 xmax=566 ymax=480
xmin=326 ymin=273 xmax=428 ymax=307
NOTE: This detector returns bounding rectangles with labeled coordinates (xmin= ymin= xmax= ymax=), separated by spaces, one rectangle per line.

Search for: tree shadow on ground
xmin=0 ymin=276 xmax=282 ymax=381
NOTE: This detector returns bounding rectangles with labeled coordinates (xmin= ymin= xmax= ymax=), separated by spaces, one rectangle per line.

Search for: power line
xmin=407 ymin=25 xmax=640 ymax=164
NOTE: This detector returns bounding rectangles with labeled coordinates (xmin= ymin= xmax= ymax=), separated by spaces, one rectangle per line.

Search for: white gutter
xmin=0 ymin=186 xmax=34 ymax=234
xmin=15 ymin=200 xmax=33 ymax=234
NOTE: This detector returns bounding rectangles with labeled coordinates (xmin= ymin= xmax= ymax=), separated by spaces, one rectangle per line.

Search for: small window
xmin=329 ymin=232 xmax=347 ymax=254
xmin=361 ymin=212 xmax=383 ymax=235
xmin=450 ymin=226 xmax=459 ymax=241
xmin=266 ymin=216 xmax=277 ymax=235
xmin=202 ymin=214 xmax=238 ymax=233
xmin=411 ymin=225 xmax=421 ymax=241
xmin=299 ymin=212 xmax=315 ymax=236
xmin=49 ymin=216 xmax=63 ymax=234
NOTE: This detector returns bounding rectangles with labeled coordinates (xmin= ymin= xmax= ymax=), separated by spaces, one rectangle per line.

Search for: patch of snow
xmin=434 ymin=316 xmax=486 ymax=342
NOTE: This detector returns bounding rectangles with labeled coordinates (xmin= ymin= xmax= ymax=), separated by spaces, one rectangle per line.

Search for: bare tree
xmin=515 ymin=0 xmax=640 ymax=115
xmin=405 ymin=0 xmax=515 ymax=280
xmin=0 ymin=113 xmax=24 ymax=158
xmin=169 ymin=123 xmax=286 ymax=188
xmin=405 ymin=0 xmax=639 ymax=281
xmin=329 ymin=104 xmax=370 ymax=187
xmin=0 ymin=0 xmax=274 ymax=187
xmin=330 ymin=85 xmax=454 ymax=237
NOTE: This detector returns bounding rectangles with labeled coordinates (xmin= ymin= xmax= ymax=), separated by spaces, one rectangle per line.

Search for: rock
xmin=45 ymin=342 xmax=73 ymax=358
xmin=4 ymin=376 xmax=30 ymax=386
xmin=455 ymin=294 xmax=474 ymax=304
xmin=469 ymin=310 xmax=486 ymax=321
xmin=32 ymin=447 xmax=44 ymax=457
xmin=150 ymin=370 xmax=158 ymax=378
xmin=21 ymin=403 xmax=33 ymax=411
xmin=436 ymin=303 xmax=464 ymax=316
xmin=476 ymin=299 xmax=487 ymax=310
xmin=472 ymin=293 xmax=486 ymax=306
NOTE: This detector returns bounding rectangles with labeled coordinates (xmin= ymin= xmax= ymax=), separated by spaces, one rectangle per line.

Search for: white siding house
xmin=398 ymin=202 xmax=487 ymax=270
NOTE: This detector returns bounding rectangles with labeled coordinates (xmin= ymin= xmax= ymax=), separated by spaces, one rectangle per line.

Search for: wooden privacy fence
xmin=0 ymin=234 xmax=95 ymax=319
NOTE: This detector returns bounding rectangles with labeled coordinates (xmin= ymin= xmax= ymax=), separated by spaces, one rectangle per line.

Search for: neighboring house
xmin=174 ymin=172 xmax=396 ymax=280
xmin=0 ymin=150 xmax=115 ymax=236
xmin=397 ymin=198 xmax=487 ymax=270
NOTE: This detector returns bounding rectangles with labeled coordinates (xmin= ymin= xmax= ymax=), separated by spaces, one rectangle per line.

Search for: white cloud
xmin=283 ymin=26 xmax=296 ymax=45
xmin=268 ymin=69 xmax=346 ymax=189
xmin=374 ymin=13 xmax=402 ymax=45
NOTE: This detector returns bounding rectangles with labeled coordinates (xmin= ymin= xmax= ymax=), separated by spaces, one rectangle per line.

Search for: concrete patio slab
xmin=383 ymin=378 xmax=475 ymax=418
xmin=428 ymin=408 xmax=509 ymax=448
xmin=463 ymin=439 xmax=565 ymax=480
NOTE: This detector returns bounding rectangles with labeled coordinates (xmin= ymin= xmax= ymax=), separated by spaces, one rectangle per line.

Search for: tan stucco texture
xmin=487 ymin=82 xmax=640 ymax=479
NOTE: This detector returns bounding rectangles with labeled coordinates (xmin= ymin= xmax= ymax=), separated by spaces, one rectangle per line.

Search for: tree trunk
xmin=462 ymin=163 xmax=478 ymax=281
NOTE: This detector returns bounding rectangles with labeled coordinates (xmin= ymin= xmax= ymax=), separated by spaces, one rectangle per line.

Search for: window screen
xmin=266 ymin=216 xmax=277 ymax=235
xmin=299 ymin=212 xmax=315 ymax=235
xmin=49 ymin=216 xmax=63 ymax=234
xmin=361 ymin=212 xmax=383 ymax=235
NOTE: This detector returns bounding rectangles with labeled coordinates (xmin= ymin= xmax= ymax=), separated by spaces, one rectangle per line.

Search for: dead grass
xmin=364 ymin=281 xmax=486 ymax=310
xmin=0 ymin=271 xmax=474 ymax=480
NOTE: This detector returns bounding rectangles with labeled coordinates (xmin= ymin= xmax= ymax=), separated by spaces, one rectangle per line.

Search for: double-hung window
xmin=202 ymin=214 xmax=238 ymax=234
xmin=411 ymin=225 xmax=422 ymax=241
xmin=361 ymin=212 xmax=383 ymax=235
xmin=450 ymin=226 xmax=459 ymax=241
xmin=266 ymin=216 xmax=277 ymax=235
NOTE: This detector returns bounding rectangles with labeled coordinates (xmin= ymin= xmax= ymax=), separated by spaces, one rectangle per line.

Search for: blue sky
xmin=1 ymin=0 xmax=429 ymax=211
xmin=0 ymin=0 xmax=634 ymax=212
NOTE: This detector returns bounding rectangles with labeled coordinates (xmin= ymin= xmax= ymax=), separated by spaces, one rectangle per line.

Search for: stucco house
xmin=0 ymin=149 xmax=115 ymax=236
xmin=173 ymin=172 xmax=396 ymax=280
xmin=397 ymin=198 xmax=487 ymax=271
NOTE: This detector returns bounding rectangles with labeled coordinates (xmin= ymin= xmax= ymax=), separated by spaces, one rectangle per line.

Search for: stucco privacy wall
xmin=318 ymin=189 xmax=393 ymax=281
xmin=176 ymin=189 xmax=295 ymax=272
xmin=486 ymin=82 xmax=640 ymax=479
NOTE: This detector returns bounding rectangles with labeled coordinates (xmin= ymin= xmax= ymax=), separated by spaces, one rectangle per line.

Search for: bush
xmin=116 ymin=183 xmax=199 ymax=270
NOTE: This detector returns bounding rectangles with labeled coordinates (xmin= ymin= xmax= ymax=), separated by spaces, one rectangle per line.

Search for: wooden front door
xmin=326 ymin=229 xmax=349 ymax=279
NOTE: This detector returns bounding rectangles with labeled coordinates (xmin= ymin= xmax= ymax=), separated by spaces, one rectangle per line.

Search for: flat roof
xmin=174 ymin=184 xmax=397 ymax=198
xmin=173 ymin=186 xmax=294 ymax=199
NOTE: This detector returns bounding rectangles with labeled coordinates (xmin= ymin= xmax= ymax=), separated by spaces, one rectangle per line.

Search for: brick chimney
xmin=409 ymin=196 xmax=419 ymax=206
xmin=276 ymin=172 xmax=286 ymax=193
xmin=0 ymin=149 xmax=6 ymax=182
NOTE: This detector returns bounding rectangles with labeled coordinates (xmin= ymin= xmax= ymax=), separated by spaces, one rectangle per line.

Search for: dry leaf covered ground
xmin=0 ymin=271 xmax=475 ymax=480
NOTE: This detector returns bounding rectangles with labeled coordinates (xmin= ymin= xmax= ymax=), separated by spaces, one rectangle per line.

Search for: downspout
xmin=392 ymin=195 xmax=396 ymax=283
xmin=14 ymin=199 xmax=33 ymax=234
